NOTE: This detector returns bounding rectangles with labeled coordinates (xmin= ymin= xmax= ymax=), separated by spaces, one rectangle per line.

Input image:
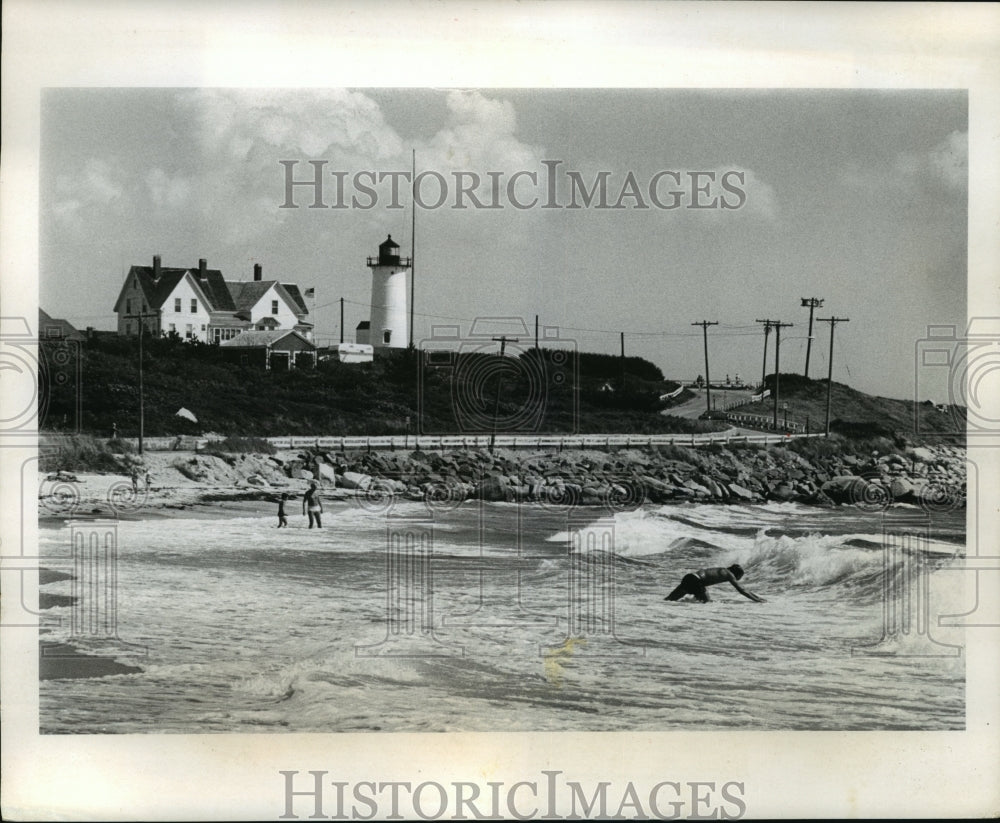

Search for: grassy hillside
xmin=39 ymin=336 xmax=720 ymax=438
xmin=737 ymin=373 xmax=964 ymax=440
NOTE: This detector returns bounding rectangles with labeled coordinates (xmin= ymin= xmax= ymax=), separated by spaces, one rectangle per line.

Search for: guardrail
xmin=50 ymin=429 xmax=823 ymax=453
xmin=723 ymin=388 xmax=770 ymax=410
xmin=264 ymin=430 xmax=823 ymax=451
xmin=725 ymin=412 xmax=806 ymax=434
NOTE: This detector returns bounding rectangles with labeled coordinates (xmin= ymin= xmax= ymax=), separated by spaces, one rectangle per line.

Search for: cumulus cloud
xmin=51 ymin=158 xmax=127 ymax=230
xmin=419 ymin=90 xmax=543 ymax=175
xmin=185 ymin=88 xmax=405 ymax=164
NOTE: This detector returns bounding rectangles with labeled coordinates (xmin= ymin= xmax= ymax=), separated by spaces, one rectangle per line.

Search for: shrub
xmin=105 ymin=438 xmax=135 ymax=454
xmin=202 ymin=436 xmax=276 ymax=455
xmin=40 ymin=435 xmax=130 ymax=474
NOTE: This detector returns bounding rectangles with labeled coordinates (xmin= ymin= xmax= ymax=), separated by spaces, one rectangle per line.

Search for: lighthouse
xmin=360 ymin=234 xmax=411 ymax=349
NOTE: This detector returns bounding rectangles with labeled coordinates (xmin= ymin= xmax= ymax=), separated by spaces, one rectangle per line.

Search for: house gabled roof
xmin=226 ymin=280 xmax=309 ymax=318
xmin=219 ymin=329 xmax=314 ymax=348
xmin=280 ymin=283 xmax=309 ymax=315
xmin=227 ymin=280 xmax=273 ymax=312
xmin=113 ymin=265 xmax=236 ymax=313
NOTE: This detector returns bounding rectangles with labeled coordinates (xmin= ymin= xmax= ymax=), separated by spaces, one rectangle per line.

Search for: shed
xmin=220 ymin=329 xmax=316 ymax=370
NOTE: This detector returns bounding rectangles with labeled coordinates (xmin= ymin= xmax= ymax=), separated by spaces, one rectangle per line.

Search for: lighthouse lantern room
xmin=360 ymin=234 xmax=411 ymax=349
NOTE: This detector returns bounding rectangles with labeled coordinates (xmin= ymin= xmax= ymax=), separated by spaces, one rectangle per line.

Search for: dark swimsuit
xmin=665 ymin=572 xmax=709 ymax=602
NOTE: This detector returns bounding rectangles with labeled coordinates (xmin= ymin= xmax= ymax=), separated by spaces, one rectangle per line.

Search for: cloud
xmin=841 ymin=130 xmax=967 ymax=194
xmin=51 ymin=158 xmax=127 ymax=230
xmin=419 ymin=90 xmax=544 ymax=174
xmin=923 ymin=129 xmax=967 ymax=189
xmin=185 ymin=88 xmax=405 ymax=164
xmin=146 ymin=168 xmax=192 ymax=210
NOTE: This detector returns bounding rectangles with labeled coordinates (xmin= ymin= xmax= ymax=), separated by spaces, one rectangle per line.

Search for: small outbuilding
xmin=220 ymin=329 xmax=316 ymax=370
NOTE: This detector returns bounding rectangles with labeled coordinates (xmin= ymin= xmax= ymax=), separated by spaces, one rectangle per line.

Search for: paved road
xmin=662 ymin=387 xmax=755 ymax=420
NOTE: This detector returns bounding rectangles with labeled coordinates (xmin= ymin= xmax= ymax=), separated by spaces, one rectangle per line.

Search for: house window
xmin=174 ymin=298 xmax=181 ymax=312
xmin=271 ymin=300 xmax=279 ymax=315
xmin=383 ymin=330 xmax=391 ymax=344
xmin=46 ymin=326 xmax=61 ymax=338
xmin=125 ymin=322 xmax=132 ymax=335
xmin=190 ymin=299 xmax=197 ymax=313
xmin=185 ymin=324 xmax=194 ymax=339
xmin=169 ymin=323 xmax=176 ymax=333
xmin=126 ymin=298 xmax=132 ymax=314
xmin=201 ymin=324 xmax=206 ymax=331
xmin=142 ymin=303 xmax=148 ymax=312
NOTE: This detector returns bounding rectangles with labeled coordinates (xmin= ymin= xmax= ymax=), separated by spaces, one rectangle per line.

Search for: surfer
xmin=277 ymin=492 xmax=289 ymax=528
xmin=665 ymin=564 xmax=765 ymax=603
xmin=303 ymin=482 xmax=323 ymax=528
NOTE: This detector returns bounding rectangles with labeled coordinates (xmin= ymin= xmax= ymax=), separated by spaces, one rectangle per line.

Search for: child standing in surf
xmin=277 ymin=493 xmax=289 ymax=528
xmin=665 ymin=564 xmax=765 ymax=603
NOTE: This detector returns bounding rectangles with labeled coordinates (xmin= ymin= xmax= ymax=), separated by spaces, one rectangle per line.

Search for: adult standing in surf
xmin=665 ymin=564 xmax=765 ymax=603
xmin=303 ymin=481 xmax=323 ymax=528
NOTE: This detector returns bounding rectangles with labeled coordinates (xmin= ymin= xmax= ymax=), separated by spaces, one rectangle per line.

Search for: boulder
xmin=821 ymin=475 xmax=868 ymax=504
xmin=339 ymin=471 xmax=372 ymax=490
xmin=476 ymin=474 xmax=509 ymax=502
xmin=727 ymin=483 xmax=755 ymax=500
xmin=770 ymin=483 xmax=796 ymax=501
xmin=889 ymin=477 xmax=917 ymax=501
xmin=908 ymin=446 xmax=936 ymax=463
xmin=684 ymin=480 xmax=711 ymax=497
xmin=246 ymin=474 xmax=269 ymax=488
xmin=295 ymin=468 xmax=314 ymax=481
xmin=315 ymin=462 xmax=338 ymax=484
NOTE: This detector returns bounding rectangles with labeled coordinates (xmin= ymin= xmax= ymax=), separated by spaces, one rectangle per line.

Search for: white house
xmin=113 ymin=257 xmax=313 ymax=343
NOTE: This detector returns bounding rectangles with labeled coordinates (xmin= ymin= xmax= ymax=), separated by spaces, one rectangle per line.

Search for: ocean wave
xmin=546 ymin=507 xmax=962 ymax=596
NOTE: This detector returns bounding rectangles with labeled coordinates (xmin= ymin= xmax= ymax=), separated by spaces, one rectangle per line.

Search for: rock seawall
xmin=261 ymin=442 xmax=966 ymax=509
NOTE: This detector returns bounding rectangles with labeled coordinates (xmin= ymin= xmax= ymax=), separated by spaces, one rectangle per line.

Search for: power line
xmin=691 ymin=321 xmax=719 ymax=414
xmin=800 ymin=297 xmax=825 ymax=378
xmin=816 ymin=316 xmax=850 ymax=435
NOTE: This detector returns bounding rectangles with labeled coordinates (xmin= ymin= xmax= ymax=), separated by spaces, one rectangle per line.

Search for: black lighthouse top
xmin=367 ymin=234 xmax=411 ymax=268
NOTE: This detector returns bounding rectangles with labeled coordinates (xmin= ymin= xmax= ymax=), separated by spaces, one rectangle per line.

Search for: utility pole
xmin=489 ymin=336 xmax=519 ymax=453
xmin=817 ymin=316 xmax=850 ymax=435
xmin=755 ymin=319 xmax=775 ymax=389
xmin=124 ymin=310 xmax=158 ymax=455
xmin=800 ymin=297 xmax=824 ymax=378
xmin=409 ymin=149 xmax=416 ymax=350
xmin=691 ymin=321 xmax=719 ymax=415
xmin=535 ymin=315 xmax=539 ymax=353
xmin=339 ymin=297 xmax=344 ymax=344
xmin=619 ymin=332 xmax=626 ymax=390
xmin=771 ymin=321 xmax=793 ymax=429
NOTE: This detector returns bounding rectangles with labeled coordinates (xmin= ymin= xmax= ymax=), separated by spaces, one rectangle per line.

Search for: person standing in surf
xmin=277 ymin=492 xmax=289 ymax=528
xmin=303 ymin=482 xmax=323 ymax=528
xmin=665 ymin=564 xmax=765 ymax=603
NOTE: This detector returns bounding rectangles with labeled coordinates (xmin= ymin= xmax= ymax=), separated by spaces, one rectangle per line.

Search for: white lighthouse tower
xmin=360 ymin=234 xmax=410 ymax=349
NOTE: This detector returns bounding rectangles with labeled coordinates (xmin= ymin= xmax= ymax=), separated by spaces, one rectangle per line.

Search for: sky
xmin=40 ymin=88 xmax=967 ymax=401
